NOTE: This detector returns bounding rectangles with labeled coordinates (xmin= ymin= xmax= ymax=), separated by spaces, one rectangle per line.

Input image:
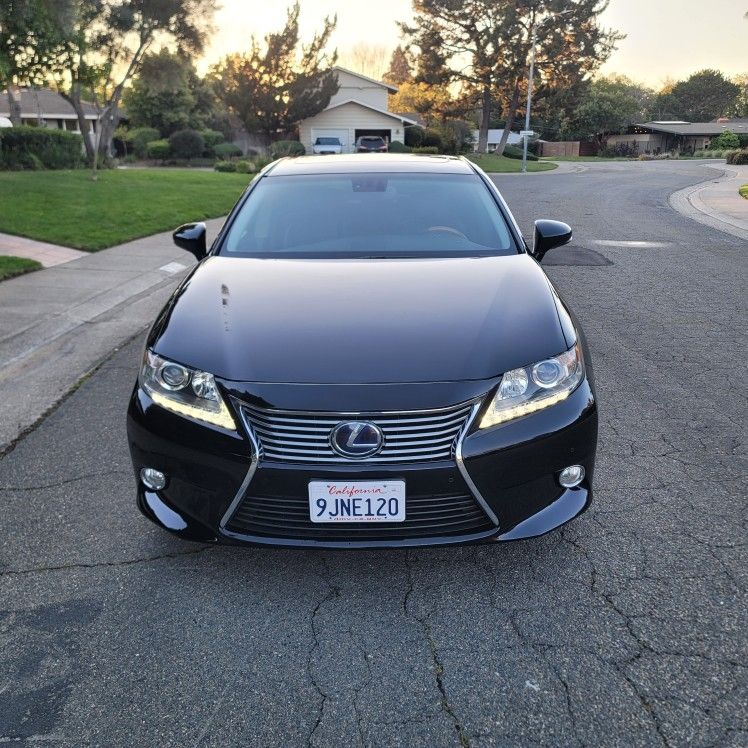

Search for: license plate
xmin=308 ymin=480 xmax=406 ymax=523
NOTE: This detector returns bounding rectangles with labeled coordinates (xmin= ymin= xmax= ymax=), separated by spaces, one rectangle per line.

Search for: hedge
xmin=388 ymin=140 xmax=412 ymax=153
xmin=502 ymin=144 xmax=539 ymax=161
xmin=214 ymin=142 xmax=243 ymax=160
xmin=726 ymin=149 xmax=748 ymax=165
xmin=0 ymin=126 xmax=83 ymax=170
xmin=147 ymin=139 xmax=171 ymax=161
xmin=169 ymin=129 xmax=205 ymax=160
xmin=126 ymin=127 xmax=160 ymax=158
xmin=412 ymin=146 xmax=439 ymax=154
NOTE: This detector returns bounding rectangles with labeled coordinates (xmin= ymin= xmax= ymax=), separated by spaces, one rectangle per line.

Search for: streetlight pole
xmin=521 ymin=23 xmax=537 ymax=174
xmin=521 ymin=9 xmax=573 ymax=174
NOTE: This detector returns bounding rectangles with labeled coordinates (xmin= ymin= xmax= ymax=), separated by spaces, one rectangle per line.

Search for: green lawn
xmin=467 ymin=154 xmax=557 ymax=173
xmin=539 ymin=155 xmax=635 ymax=162
xmin=0 ymin=255 xmax=42 ymax=281
xmin=740 ymin=184 xmax=748 ymax=200
xmin=0 ymin=169 xmax=254 ymax=251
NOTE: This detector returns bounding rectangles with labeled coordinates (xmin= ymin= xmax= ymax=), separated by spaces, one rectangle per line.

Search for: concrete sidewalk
xmin=0 ymin=217 xmax=225 ymax=452
xmin=669 ymin=163 xmax=748 ymax=241
xmin=0 ymin=232 xmax=87 ymax=267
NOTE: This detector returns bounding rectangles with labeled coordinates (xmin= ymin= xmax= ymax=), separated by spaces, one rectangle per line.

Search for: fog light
xmin=559 ymin=465 xmax=585 ymax=488
xmin=140 ymin=467 xmax=167 ymax=491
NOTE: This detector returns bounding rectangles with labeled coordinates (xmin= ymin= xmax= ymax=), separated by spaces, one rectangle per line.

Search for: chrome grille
xmin=241 ymin=402 xmax=474 ymax=464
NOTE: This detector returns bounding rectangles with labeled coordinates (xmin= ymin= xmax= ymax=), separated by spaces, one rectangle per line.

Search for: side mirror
xmin=173 ymin=222 xmax=207 ymax=261
xmin=533 ymin=219 xmax=572 ymax=262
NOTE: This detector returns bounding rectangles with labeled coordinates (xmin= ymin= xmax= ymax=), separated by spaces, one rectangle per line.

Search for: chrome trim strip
xmin=219 ymin=407 xmax=263 ymax=530
xmin=243 ymin=401 xmax=474 ymax=417
xmin=455 ymin=402 xmax=500 ymax=527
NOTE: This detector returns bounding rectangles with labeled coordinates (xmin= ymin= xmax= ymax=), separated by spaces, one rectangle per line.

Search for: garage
xmin=310 ymin=128 xmax=349 ymax=151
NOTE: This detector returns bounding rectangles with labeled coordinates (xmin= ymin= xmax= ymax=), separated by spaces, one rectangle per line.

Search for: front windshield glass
xmin=221 ymin=173 xmax=517 ymax=258
xmin=316 ymin=138 xmax=339 ymax=145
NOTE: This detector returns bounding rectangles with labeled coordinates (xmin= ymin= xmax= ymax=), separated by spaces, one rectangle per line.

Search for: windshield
xmin=316 ymin=138 xmax=340 ymax=145
xmin=359 ymin=137 xmax=384 ymax=146
xmin=220 ymin=173 xmax=517 ymax=258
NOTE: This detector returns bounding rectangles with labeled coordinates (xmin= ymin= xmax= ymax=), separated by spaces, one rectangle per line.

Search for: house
xmin=606 ymin=118 xmax=748 ymax=154
xmin=298 ymin=67 xmax=419 ymax=154
xmin=471 ymin=129 xmax=524 ymax=152
xmin=0 ymin=88 xmax=100 ymax=139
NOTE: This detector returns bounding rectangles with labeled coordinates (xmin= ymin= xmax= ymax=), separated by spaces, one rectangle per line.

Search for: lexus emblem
xmin=330 ymin=421 xmax=384 ymax=458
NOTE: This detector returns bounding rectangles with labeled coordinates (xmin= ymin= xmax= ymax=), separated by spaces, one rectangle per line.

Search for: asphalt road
xmin=1 ymin=161 xmax=746 ymax=747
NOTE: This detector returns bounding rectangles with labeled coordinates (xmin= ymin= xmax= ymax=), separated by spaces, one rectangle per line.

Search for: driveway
xmin=0 ymin=160 xmax=745 ymax=746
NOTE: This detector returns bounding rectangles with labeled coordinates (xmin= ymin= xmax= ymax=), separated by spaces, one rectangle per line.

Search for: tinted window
xmin=221 ymin=173 xmax=517 ymax=258
xmin=316 ymin=137 xmax=340 ymax=145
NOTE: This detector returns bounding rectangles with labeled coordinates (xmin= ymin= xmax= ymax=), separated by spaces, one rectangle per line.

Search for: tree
xmin=0 ymin=0 xmax=72 ymax=124
xmin=123 ymin=48 xmax=224 ymax=137
xmin=50 ymin=0 xmax=217 ymax=167
xmin=384 ymin=45 xmax=412 ymax=85
xmin=388 ymin=80 xmax=452 ymax=124
xmin=210 ymin=3 xmax=338 ymax=145
xmin=402 ymin=0 xmax=622 ymax=154
xmin=731 ymin=73 xmax=748 ymax=118
xmin=340 ymin=43 xmax=388 ymax=80
xmin=562 ymin=75 xmax=654 ymax=146
xmin=653 ymin=70 xmax=739 ymax=122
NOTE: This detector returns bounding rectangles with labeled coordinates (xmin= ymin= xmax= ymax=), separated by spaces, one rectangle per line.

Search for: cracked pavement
xmin=0 ymin=160 xmax=746 ymax=746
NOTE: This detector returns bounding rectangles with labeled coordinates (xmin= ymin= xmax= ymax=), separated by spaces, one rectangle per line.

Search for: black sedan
xmin=127 ymin=154 xmax=597 ymax=548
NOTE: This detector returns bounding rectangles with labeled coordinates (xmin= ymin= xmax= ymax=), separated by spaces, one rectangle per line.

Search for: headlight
xmin=479 ymin=343 xmax=584 ymax=429
xmin=140 ymin=350 xmax=235 ymax=430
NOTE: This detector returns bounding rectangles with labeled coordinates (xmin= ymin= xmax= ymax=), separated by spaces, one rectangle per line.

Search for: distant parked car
xmin=356 ymin=136 xmax=387 ymax=153
xmin=313 ymin=136 xmax=343 ymax=155
xmin=0 ymin=117 xmax=13 ymax=128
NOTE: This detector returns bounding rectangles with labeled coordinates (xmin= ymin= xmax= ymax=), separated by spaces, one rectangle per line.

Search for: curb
xmin=668 ymin=164 xmax=748 ymax=241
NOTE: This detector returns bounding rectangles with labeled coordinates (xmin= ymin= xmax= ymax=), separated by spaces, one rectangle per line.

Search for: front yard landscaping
xmin=467 ymin=154 xmax=557 ymax=172
xmin=0 ymin=255 xmax=42 ymax=281
xmin=0 ymin=169 xmax=254 ymax=251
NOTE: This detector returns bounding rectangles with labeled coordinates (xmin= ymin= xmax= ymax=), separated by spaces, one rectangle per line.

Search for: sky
xmin=199 ymin=0 xmax=747 ymax=87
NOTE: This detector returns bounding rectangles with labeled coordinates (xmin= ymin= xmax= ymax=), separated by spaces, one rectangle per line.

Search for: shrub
xmin=168 ymin=129 xmax=205 ymax=160
xmin=388 ymin=140 xmax=412 ymax=153
xmin=412 ymin=146 xmax=439 ymax=154
xmin=404 ymin=125 xmax=425 ymax=148
xmin=253 ymin=154 xmax=273 ymax=171
xmin=214 ymin=142 xmax=243 ymax=160
xmin=726 ymin=149 xmax=748 ymax=165
xmin=235 ymin=160 xmax=253 ymax=173
xmin=270 ymin=140 xmax=305 ymax=158
xmin=710 ymin=130 xmax=740 ymax=150
xmin=502 ymin=144 xmax=539 ymax=161
xmin=421 ymin=128 xmax=443 ymax=149
xmin=200 ymin=129 xmax=225 ymax=149
xmin=147 ymin=139 xmax=171 ymax=161
xmin=0 ymin=126 xmax=83 ymax=170
xmin=127 ymin=127 xmax=160 ymax=158
xmin=214 ymin=160 xmax=237 ymax=172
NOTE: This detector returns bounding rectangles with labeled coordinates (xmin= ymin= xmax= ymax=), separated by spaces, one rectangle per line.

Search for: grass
xmin=466 ymin=154 xmax=557 ymax=172
xmin=0 ymin=168 xmax=254 ymax=251
xmin=0 ymin=255 xmax=42 ymax=281
xmin=538 ymin=155 xmax=635 ymax=162
xmin=740 ymin=184 xmax=748 ymax=200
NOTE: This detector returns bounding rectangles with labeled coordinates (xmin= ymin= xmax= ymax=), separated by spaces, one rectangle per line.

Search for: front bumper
xmin=127 ymin=380 xmax=597 ymax=548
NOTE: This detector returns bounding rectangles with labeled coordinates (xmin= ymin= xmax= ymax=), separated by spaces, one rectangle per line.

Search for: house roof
xmin=333 ymin=66 xmax=398 ymax=94
xmin=318 ymin=98 xmax=419 ymax=125
xmin=634 ymin=119 xmax=748 ymax=136
xmin=0 ymin=88 xmax=99 ymax=119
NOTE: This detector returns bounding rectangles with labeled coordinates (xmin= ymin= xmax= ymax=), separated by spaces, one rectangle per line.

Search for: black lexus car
xmin=127 ymin=154 xmax=597 ymax=548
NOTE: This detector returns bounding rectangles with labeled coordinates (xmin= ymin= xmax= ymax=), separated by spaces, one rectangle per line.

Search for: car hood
xmin=149 ymin=255 xmax=572 ymax=384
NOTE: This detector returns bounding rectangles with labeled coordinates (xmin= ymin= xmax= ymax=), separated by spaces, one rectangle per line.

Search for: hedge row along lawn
xmin=0 ymin=255 xmax=42 ymax=281
xmin=0 ymin=169 xmax=254 ymax=251
xmin=740 ymin=184 xmax=748 ymax=200
xmin=467 ymin=154 xmax=557 ymax=172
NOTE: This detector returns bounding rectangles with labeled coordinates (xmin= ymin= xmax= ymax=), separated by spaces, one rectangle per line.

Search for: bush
xmin=127 ymin=127 xmax=160 ymax=158
xmin=253 ymin=154 xmax=274 ymax=171
xmin=404 ymin=125 xmax=425 ymax=148
xmin=168 ymin=129 xmax=205 ymax=160
xmin=213 ymin=142 xmax=243 ymax=160
xmin=0 ymin=126 xmax=83 ymax=170
xmin=200 ymin=129 xmax=225 ymax=149
xmin=236 ymin=160 xmax=253 ymax=173
xmin=726 ymin=149 xmax=748 ymax=165
xmin=388 ymin=140 xmax=412 ymax=153
xmin=270 ymin=140 xmax=305 ymax=158
xmin=214 ymin=160 xmax=237 ymax=172
xmin=147 ymin=139 xmax=171 ymax=161
xmin=710 ymin=131 xmax=740 ymax=150
xmin=502 ymin=144 xmax=539 ymax=161
xmin=421 ymin=128 xmax=443 ymax=149
xmin=412 ymin=146 xmax=439 ymax=154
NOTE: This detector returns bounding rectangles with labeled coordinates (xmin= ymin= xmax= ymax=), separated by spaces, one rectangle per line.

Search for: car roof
xmin=267 ymin=153 xmax=476 ymax=176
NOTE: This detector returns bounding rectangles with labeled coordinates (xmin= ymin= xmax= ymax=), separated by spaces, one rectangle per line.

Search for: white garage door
xmin=311 ymin=128 xmax=349 ymax=149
